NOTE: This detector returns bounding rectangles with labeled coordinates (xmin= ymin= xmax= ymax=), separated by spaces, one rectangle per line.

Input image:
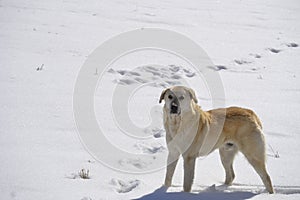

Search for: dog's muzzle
xmin=170 ymin=101 xmax=180 ymax=114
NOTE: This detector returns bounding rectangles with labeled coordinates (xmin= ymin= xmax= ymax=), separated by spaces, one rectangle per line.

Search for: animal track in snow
xmin=207 ymin=65 xmax=228 ymax=71
xmin=134 ymin=142 xmax=166 ymax=154
xmin=286 ymin=42 xmax=298 ymax=48
xmin=118 ymin=158 xmax=152 ymax=169
xmin=110 ymin=178 xmax=141 ymax=193
xmin=134 ymin=77 xmax=148 ymax=83
xmin=144 ymin=127 xmax=165 ymax=138
xmin=183 ymin=68 xmax=196 ymax=77
xmin=268 ymin=48 xmax=282 ymax=53
xmin=81 ymin=197 xmax=92 ymax=200
xmin=117 ymin=70 xmax=141 ymax=76
xmin=170 ymin=74 xmax=182 ymax=79
xmin=249 ymin=53 xmax=262 ymax=58
xmin=168 ymin=65 xmax=180 ymax=72
xmin=265 ymin=41 xmax=298 ymax=55
xmin=107 ymin=65 xmax=197 ymax=88
xmin=117 ymin=79 xmax=137 ymax=85
xmin=234 ymin=59 xmax=253 ymax=65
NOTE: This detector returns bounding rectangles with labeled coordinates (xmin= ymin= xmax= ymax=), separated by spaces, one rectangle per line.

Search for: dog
xmin=159 ymin=86 xmax=274 ymax=193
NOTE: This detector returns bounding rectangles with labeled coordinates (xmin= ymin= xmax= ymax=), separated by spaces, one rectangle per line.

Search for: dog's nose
xmin=171 ymin=102 xmax=178 ymax=114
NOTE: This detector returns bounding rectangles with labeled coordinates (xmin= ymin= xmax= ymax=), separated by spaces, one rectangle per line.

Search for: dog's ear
xmin=159 ymin=88 xmax=170 ymax=103
xmin=187 ymin=88 xmax=198 ymax=103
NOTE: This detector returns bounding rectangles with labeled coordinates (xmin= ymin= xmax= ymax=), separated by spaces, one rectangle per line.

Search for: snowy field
xmin=1 ymin=0 xmax=300 ymax=199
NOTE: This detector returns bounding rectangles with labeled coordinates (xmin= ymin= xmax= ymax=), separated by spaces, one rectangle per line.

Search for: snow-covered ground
xmin=1 ymin=0 xmax=300 ymax=199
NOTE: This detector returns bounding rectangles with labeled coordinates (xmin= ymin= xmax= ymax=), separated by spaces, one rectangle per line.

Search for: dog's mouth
xmin=170 ymin=102 xmax=181 ymax=115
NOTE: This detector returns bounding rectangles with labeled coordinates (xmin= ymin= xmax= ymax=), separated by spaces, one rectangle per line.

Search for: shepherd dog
xmin=159 ymin=86 xmax=274 ymax=193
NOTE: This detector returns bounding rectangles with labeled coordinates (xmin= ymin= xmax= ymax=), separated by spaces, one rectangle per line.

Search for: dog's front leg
xmin=183 ymin=156 xmax=196 ymax=192
xmin=164 ymin=150 xmax=180 ymax=187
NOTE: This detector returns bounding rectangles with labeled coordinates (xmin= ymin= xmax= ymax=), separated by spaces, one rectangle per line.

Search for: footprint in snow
xmin=234 ymin=59 xmax=253 ymax=65
xmin=117 ymin=79 xmax=137 ymax=85
xmin=81 ymin=197 xmax=92 ymax=200
xmin=119 ymin=158 xmax=151 ymax=169
xmin=144 ymin=127 xmax=165 ymax=138
xmin=183 ymin=68 xmax=196 ymax=77
xmin=165 ymin=80 xmax=181 ymax=85
xmin=134 ymin=77 xmax=148 ymax=83
xmin=170 ymin=74 xmax=181 ymax=79
xmin=134 ymin=142 xmax=166 ymax=154
xmin=169 ymin=65 xmax=181 ymax=72
xmin=207 ymin=65 xmax=228 ymax=71
xmin=268 ymin=48 xmax=282 ymax=53
xmin=107 ymin=65 xmax=198 ymax=88
xmin=116 ymin=69 xmax=141 ymax=76
xmin=286 ymin=42 xmax=298 ymax=48
xmin=147 ymin=69 xmax=164 ymax=77
xmin=249 ymin=53 xmax=262 ymax=58
xmin=110 ymin=178 xmax=141 ymax=193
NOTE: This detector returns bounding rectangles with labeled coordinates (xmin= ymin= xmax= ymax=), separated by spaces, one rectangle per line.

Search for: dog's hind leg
xmin=240 ymin=131 xmax=274 ymax=194
xmin=246 ymin=155 xmax=274 ymax=193
xmin=219 ymin=143 xmax=238 ymax=185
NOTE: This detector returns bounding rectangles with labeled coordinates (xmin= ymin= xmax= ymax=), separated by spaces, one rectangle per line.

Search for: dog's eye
xmin=179 ymin=96 xmax=184 ymax=100
xmin=168 ymin=95 xmax=173 ymax=100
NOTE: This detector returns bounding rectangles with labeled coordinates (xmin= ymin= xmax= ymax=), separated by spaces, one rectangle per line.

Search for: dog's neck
xmin=165 ymin=103 xmax=201 ymax=154
xmin=168 ymin=114 xmax=181 ymax=134
xmin=166 ymin=102 xmax=200 ymax=136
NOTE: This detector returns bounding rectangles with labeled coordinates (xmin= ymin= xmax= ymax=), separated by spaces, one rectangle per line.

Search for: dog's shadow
xmin=134 ymin=186 xmax=257 ymax=200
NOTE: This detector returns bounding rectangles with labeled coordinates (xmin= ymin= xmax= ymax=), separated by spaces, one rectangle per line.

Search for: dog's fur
xmin=159 ymin=86 xmax=274 ymax=193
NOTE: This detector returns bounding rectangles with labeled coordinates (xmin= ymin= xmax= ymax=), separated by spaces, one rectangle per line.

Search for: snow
xmin=1 ymin=0 xmax=300 ymax=199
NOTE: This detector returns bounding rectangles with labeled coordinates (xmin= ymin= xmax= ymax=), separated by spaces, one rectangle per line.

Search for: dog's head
xmin=159 ymin=86 xmax=198 ymax=115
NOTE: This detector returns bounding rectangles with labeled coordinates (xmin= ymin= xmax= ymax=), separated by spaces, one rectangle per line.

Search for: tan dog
xmin=159 ymin=86 xmax=274 ymax=193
